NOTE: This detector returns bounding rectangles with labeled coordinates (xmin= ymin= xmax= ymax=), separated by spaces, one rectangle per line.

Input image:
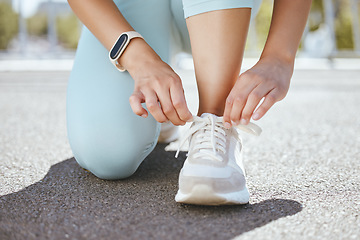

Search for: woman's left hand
xmin=223 ymin=56 xmax=294 ymax=128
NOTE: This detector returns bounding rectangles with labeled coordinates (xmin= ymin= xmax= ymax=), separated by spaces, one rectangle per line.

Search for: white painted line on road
xmin=0 ymin=59 xmax=74 ymax=71
xmin=0 ymin=58 xmax=359 ymax=72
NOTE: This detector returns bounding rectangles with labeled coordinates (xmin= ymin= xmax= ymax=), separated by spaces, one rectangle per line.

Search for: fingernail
xmin=224 ymin=122 xmax=232 ymax=129
xmin=240 ymin=118 xmax=247 ymax=125
xmin=231 ymin=120 xmax=239 ymax=126
xmin=252 ymin=112 xmax=260 ymax=120
xmin=141 ymin=114 xmax=147 ymax=118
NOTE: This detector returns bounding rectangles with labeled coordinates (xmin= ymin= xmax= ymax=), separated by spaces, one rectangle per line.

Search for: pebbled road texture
xmin=0 ymin=69 xmax=359 ymax=240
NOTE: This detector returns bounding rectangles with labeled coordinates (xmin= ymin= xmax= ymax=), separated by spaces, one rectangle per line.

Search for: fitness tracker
xmin=109 ymin=31 xmax=144 ymax=72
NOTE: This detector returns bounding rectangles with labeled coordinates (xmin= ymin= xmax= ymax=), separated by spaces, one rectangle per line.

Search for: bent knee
xmin=83 ymin=155 xmax=141 ymax=180
xmin=71 ymin=138 xmax=157 ymax=180
xmin=67 ymin=114 xmax=160 ymax=180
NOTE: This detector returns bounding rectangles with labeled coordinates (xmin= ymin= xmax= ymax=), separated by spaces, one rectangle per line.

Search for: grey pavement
xmin=0 ymin=68 xmax=359 ymax=239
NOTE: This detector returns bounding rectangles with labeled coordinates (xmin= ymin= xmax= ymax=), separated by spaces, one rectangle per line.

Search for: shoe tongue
xmin=199 ymin=113 xmax=224 ymax=125
xmin=200 ymin=113 xmax=220 ymax=118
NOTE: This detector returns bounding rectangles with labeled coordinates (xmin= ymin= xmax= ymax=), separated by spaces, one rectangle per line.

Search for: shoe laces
xmin=175 ymin=114 xmax=262 ymax=161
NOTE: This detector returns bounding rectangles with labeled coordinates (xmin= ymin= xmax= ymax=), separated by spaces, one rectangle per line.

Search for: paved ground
xmin=0 ymin=68 xmax=359 ymax=240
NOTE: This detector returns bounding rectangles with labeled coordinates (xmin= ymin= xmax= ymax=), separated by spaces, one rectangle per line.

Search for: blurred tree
xmin=255 ymin=0 xmax=272 ymax=49
xmin=27 ymin=14 xmax=48 ymax=36
xmin=254 ymin=0 xmax=356 ymax=51
xmin=26 ymin=12 xmax=81 ymax=49
xmin=307 ymin=0 xmax=354 ymax=49
xmin=334 ymin=0 xmax=354 ymax=49
xmin=0 ymin=2 xmax=18 ymax=50
xmin=56 ymin=14 xmax=81 ymax=49
xmin=308 ymin=0 xmax=324 ymax=31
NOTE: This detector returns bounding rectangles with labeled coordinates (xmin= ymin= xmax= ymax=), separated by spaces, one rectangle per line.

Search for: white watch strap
xmin=109 ymin=31 xmax=144 ymax=72
xmin=124 ymin=31 xmax=143 ymax=40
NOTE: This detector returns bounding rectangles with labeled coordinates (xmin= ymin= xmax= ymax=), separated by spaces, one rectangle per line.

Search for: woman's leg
xmin=67 ymin=0 xmax=174 ymax=180
xmin=172 ymin=0 xmax=263 ymax=117
xmin=172 ymin=0 xmax=262 ymax=205
xmin=183 ymin=1 xmax=252 ymax=116
xmin=172 ymin=0 xmax=262 ymax=56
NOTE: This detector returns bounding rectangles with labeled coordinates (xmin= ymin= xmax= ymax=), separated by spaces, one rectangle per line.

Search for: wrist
xmin=117 ymin=38 xmax=160 ymax=72
xmin=260 ymin=48 xmax=295 ymax=67
xmin=257 ymin=52 xmax=295 ymax=79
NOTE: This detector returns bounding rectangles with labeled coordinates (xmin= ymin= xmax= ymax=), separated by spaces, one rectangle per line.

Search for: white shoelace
xmin=175 ymin=115 xmax=262 ymax=162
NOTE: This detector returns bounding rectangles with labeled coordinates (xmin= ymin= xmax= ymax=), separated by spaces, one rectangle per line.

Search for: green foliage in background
xmin=27 ymin=14 xmax=47 ymax=36
xmin=254 ymin=0 xmax=357 ymax=50
xmin=308 ymin=0 xmax=323 ymax=31
xmin=26 ymin=12 xmax=80 ymax=49
xmin=0 ymin=2 xmax=18 ymax=50
xmin=334 ymin=1 xmax=354 ymax=49
xmin=308 ymin=0 xmax=354 ymax=49
xmin=255 ymin=0 xmax=273 ymax=49
xmin=56 ymin=14 xmax=81 ymax=49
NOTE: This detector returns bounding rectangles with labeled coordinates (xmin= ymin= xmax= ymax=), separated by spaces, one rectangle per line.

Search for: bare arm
xmin=261 ymin=0 xmax=312 ymax=64
xmin=223 ymin=0 xmax=312 ymax=126
xmin=68 ymin=0 xmax=156 ymax=67
xmin=68 ymin=0 xmax=132 ymax=50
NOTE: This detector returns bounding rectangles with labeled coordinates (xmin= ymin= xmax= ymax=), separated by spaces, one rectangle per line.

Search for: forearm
xmin=68 ymin=0 xmax=159 ymax=70
xmin=68 ymin=0 xmax=133 ymax=50
xmin=260 ymin=0 xmax=312 ymax=64
xmin=223 ymin=0 xmax=312 ymax=125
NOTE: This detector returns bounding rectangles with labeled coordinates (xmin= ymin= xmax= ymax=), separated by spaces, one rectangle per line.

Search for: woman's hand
xmin=221 ymin=0 xmax=311 ymax=128
xmin=223 ymin=56 xmax=293 ymax=128
xmin=120 ymin=38 xmax=193 ymax=126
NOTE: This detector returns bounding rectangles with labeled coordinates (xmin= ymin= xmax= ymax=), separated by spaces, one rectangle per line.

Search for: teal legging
xmin=67 ymin=0 xmax=260 ymax=180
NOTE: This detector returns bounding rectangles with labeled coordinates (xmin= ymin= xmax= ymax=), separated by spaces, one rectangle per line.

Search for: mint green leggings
xmin=67 ymin=0 xmax=260 ymax=180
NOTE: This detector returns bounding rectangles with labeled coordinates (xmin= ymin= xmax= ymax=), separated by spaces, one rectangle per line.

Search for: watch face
xmin=110 ymin=34 xmax=128 ymax=60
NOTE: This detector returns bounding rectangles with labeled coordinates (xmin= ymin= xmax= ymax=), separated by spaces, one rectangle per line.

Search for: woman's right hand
xmin=119 ymin=38 xmax=193 ymax=126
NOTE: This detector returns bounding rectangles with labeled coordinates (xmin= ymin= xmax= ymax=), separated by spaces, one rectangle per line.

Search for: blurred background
xmin=0 ymin=0 xmax=359 ymax=67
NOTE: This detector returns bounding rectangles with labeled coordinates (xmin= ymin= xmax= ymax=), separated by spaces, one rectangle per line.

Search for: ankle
xmin=197 ymin=108 xmax=224 ymax=117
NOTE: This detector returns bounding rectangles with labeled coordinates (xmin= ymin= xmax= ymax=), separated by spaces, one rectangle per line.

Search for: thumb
xmin=129 ymin=91 xmax=148 ymax=118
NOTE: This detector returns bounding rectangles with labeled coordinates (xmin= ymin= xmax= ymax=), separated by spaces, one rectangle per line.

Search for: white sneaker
xmin=175 ymin=113 xmax=261 ymax=205
xmin=158 ymin=122 xmax=179 ymax=143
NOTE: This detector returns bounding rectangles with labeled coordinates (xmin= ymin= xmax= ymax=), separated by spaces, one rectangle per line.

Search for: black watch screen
xmin=110 ymin=34 xmax=129 ymax=60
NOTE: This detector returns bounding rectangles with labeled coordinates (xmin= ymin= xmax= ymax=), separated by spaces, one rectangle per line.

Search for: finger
xmin=129 ymin=91 xmax=148 ymax=117
xmin=252 ymin=89 xmax=278 ymax=121
xmin=223 ymin=95 xmax=234 ymax=128
xmin=144 ymin=90 xmax=168 ymax=123
xmin=240 ymin=85 xmax=273 ymax=124
xmin=170 ymin=85 xmax=193 ymax=123
xmin=224 ymin=75 xmax=257 ymax=127
xmin=229 ymin=93 xmax=249 ymax=126
xmin=157 ymin=89 xmax=186 ymax=126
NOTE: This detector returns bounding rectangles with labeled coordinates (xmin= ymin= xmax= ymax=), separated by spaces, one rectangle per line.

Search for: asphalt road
xmin=0 ymin=69 xmax=359 ymax=240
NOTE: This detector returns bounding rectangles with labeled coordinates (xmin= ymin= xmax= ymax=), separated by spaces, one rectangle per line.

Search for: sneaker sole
xmin=175 ymin=184 xmax=249 ymax=206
